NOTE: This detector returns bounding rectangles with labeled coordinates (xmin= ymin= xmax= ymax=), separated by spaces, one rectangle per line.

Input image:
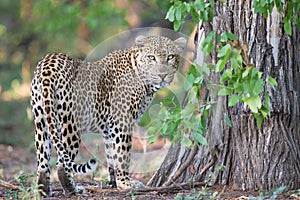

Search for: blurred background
xmin=0 ymin=0 xmax=178 ymax=147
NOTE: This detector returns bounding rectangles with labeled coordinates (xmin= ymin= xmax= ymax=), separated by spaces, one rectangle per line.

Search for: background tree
xmin=148 ymin=0 xmax=300 ymax=191
xmin=0 ymin=0 xmax=171 ymax=145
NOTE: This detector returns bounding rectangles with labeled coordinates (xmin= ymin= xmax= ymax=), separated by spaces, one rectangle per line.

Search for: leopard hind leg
xmin=35 ymin=126 xmax=52 ymax=196
xmin=56 ymin=118 xmax=85 ymax=196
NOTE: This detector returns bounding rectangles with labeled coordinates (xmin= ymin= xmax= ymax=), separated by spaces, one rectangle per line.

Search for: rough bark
xmin=148 ymin=0 xmax=300 ymax=190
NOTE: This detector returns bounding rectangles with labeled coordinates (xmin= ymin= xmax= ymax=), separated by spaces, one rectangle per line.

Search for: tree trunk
xmin=148 ymin=0 xmax=300 ymax=190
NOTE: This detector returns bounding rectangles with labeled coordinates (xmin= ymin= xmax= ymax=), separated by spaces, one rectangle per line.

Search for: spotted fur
xmin=30 ymin=36 xmax=186 ymax=196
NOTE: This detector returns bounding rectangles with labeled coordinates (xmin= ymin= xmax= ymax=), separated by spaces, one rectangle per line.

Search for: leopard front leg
xmin=103 ymin=141 xmax=117 ymax=188
xmin=104 ymin=122 xmax=144 ymax=189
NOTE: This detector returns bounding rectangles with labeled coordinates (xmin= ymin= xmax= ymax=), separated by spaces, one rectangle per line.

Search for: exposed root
xmin=200 ymin=151 xmax=217 ymax=175
xmin=163 ymin=145 xmax=199 ymax=187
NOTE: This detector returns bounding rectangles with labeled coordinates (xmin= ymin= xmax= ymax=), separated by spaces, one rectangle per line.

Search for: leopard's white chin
xmin=153 ymin=81 xmax=170 ymax=89
xmin=160 ymin=81 xmax=170 ymax=88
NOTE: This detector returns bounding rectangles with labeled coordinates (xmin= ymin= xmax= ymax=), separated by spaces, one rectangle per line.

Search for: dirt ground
xmin=0 ymin=144 xmax=298 ymax=200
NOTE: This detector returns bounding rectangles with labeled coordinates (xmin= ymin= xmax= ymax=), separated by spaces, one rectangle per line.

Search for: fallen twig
xmin=0 ymin=179 xmax=20 ymax=190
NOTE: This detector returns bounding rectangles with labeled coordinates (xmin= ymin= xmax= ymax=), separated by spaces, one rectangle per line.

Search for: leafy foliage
xmin=252 ymin=0 xmax=300 ymax=35
xmin=167 ymin=0 xmax=300 ymax=34
xmin=148 ymin=64 xmax=209 ymax=146
xmin=7 ymin=172 xmax=45 ymax=200
xmin=174 ymin=188 xmax=219 ymax=200
xmin=166 ymin=0 xmax=214 ymax=31
xmin=249 ymin=186 xmax=286 ymax=200
xmin=174 ymin=165 xmax=225 ymax=200
xmin=30 ymin=0 xmax=128 ymax=52
xmin=148 ymin=0 xmax=298 ymax=147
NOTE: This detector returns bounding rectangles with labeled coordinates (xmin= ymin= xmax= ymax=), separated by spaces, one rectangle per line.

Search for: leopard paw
xmin=117 ymin=178 xmax=145 ymax=189
xmin=75 ymin=185 xmax=86 ymax=194
xmin=62 ymin=185 xmax=86 ymax=197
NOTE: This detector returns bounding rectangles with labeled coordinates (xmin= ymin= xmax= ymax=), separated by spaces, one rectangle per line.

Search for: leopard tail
xmin=39 ymin=60 xmax=97 ymax=174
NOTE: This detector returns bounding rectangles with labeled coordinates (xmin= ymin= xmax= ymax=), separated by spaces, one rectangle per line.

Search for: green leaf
xmin=184 ymin=2 xmax=190 ymax=13
xmin=200 ymin=10 xmax=208 ymax=21
xmin=268 ymin=76 xmax=278 ymax=87
xmin=231 ymin=58 xmax=240 ymax=70
xmin=216 ymin=56 xmax=230 ymax=72
xmin=252 ymin=79 xmax=264 ymax=95
xmin=222 ymin=32 xmax=237 ymax=42
xmin=224 ymin=113 xmax=232 ymax=127
xmin=183 ymin=120 xmax=198 ymax=132
xmin=275 ymin=0 xmax=283 ymax=12
xmin=260 ymin=0 xmax=266 ymax=7
xmin=194 ymin=132 xmax=208 ymax=145
xmin=166 ymin=7 xmax=175 ymax=22
xmin=201 ymin=31 xmax=214 ymax=56
xmin=254 ymin=113 xmax=264 ymax=128
xmin=182 ymin=136 xmax=193 ymax=148
xmin=217 ymin=44 xmax=231 ymax=58
xmin=264 ymin=92 xmax=271 ymax=116
xmin=284 ymin=19 xmax=292 ymax=35
xmin=184 ymin=73 xmax=194 ymax=90
xmin=259 ymin=106 xmax=269 ymax=118
xmin=148 ymin=135 xmax=158 ymax=144
xmin=242 ymin=67 xmax=251 ymax=79
xmin=147 ymin=126 xmax=157 ymax=135
xmin=226 ymin=32 xmax=237 ymax=40
xmin=195 ymin=0 xmax=205 ymax=11
xmin=175 ymin=6 xmax=182 ymax=21
xmin=251 ymin=67 xmax=259 ymax=78
xmin=190 ymin=7 xmax=200 ymax=23
xmin=229 ymin=94 xmax=240 ymax=106
xmin=173 ymin=20 xmax=182 ymax=31
xmin=218 ymin=87 xmax=232 ymax=96
xmin=220 ymin=68 xmax=232 ymax=82
xmin=182 ymin=103 xmax=196 ymax=117
xmin=217 ymin=44 xmax=231 ymax=72
xmin=201 ymin=63 xmax=210 ymax=76
xmin=243 ymin=95 xmax=262 ymax=113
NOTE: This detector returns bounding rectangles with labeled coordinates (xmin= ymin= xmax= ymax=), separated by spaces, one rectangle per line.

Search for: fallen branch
xmin=0 ymin=179 xmax=20 ymax=190
xmin=85 ymin=181 xmax=206 ymax=195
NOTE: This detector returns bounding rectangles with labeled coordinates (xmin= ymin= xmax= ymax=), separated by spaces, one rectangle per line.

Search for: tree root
xmin=200 ymin=151 xmax=217 ymax=175
xmin=163 ymin=145 xmax=199 ymax=187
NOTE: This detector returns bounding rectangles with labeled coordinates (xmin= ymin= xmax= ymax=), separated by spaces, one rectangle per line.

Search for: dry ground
xmin=0 ymin=144 xmax=298 ymax=199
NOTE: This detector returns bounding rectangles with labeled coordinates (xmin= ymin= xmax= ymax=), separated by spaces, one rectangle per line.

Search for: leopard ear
xmin=135 ymin=35 xmax=148 ymax=46
xmin=174 ymin=37 xmax=187 ymax=52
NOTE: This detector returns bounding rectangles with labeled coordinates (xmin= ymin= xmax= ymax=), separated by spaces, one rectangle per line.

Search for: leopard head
xmin=132 ymin=36 xmax=186 ymax=90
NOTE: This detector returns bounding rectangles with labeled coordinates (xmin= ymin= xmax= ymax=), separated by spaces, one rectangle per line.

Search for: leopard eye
xmin=167 ymin=54 xmax=175 ymax=61
xmin=148 ymin=55 xmax=156 ymax=61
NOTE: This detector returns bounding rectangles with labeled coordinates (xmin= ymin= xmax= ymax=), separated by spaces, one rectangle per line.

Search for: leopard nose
xmin=158 ymin=73 xmax=167 ymax=80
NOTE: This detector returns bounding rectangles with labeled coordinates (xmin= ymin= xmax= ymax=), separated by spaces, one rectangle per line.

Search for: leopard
xmin=30 ymin=35 xmax=186 ymax=196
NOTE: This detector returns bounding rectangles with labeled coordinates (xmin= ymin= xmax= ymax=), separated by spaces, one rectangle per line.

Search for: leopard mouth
xmin=152 ymin=80 xmax=171 ymax=88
